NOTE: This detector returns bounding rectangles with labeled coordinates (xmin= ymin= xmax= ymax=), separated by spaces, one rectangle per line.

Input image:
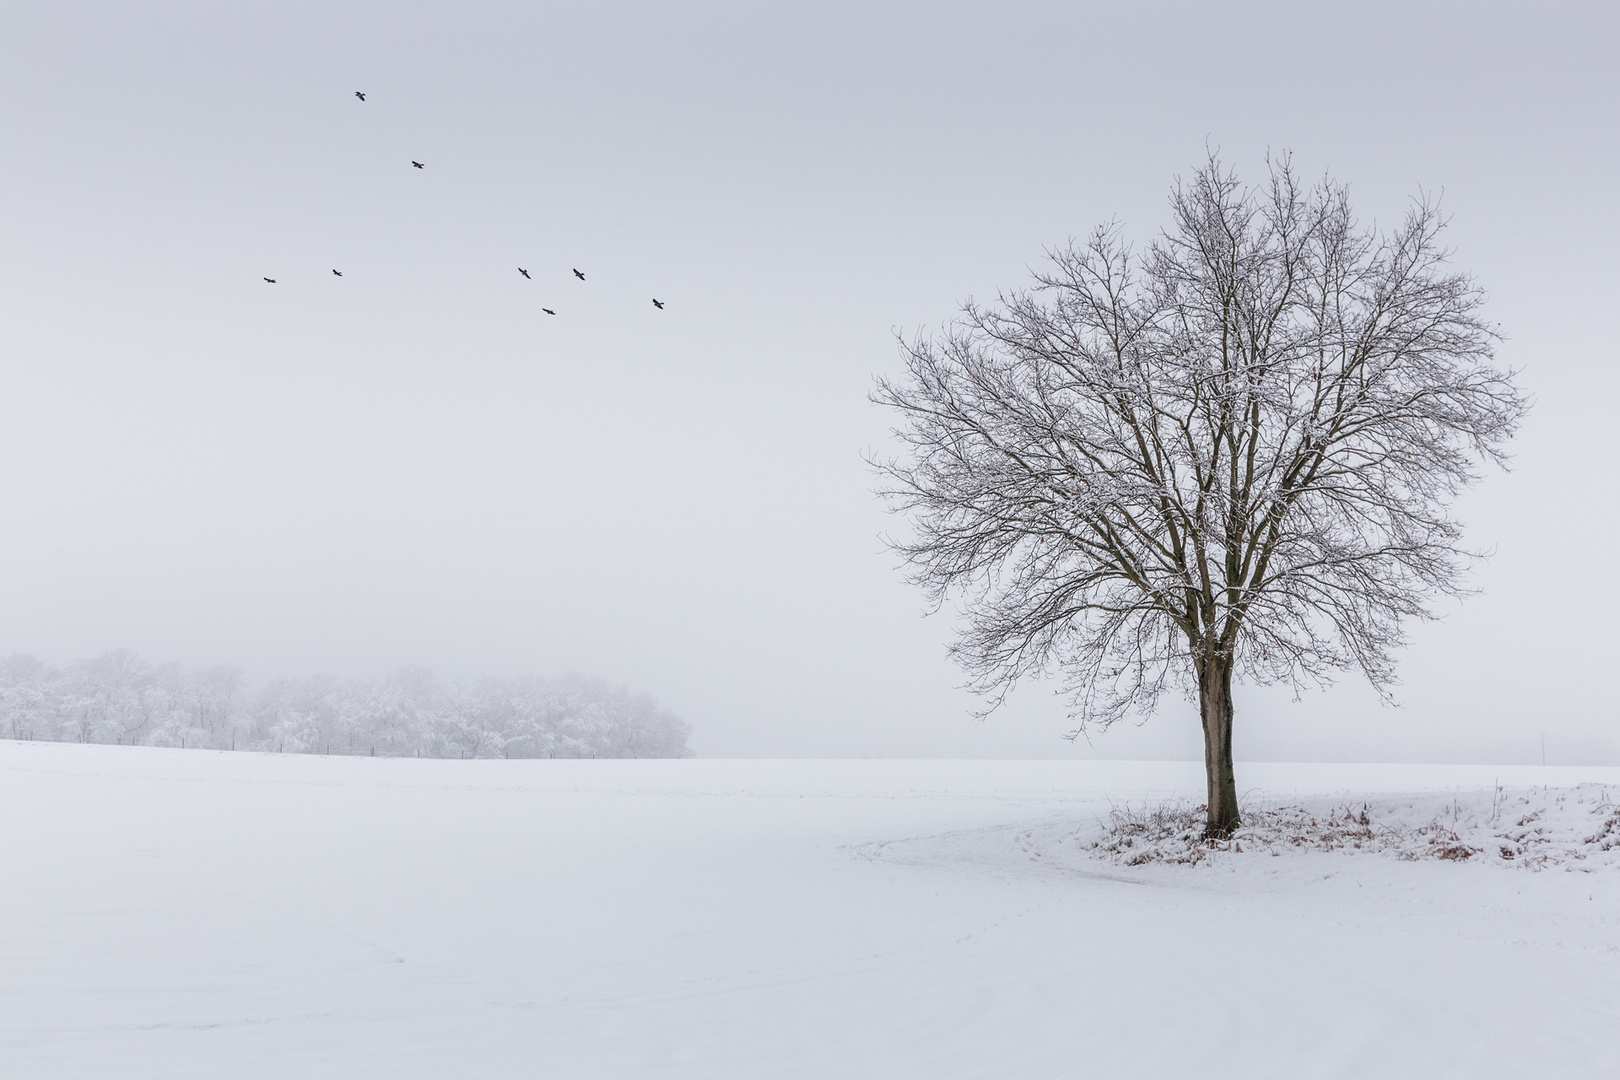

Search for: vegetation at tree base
xmin=873 ymin=154 xmax=1526 ymax=836
xmin=0 ymin=650 xmax=692 ymax=759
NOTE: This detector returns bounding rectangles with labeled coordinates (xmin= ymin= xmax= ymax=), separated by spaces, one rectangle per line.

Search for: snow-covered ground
xmin=3 ymin=742 xmax=1618 ymax=1078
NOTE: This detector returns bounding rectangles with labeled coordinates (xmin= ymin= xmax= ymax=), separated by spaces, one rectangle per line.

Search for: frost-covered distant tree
xmin=186 ymin=665 xmax=245 ymax=747
xmin=65 ymin=650 xmax=154 ymax=745
xmin=252 ymin=674 xmax=342 ymax=754
xmin=0 ymin=652 xmax=692 ymax=760
xmin=873 ymin=155 xmax=1526 ymax=836
xmin=355 ymin=666 xmax=440 ymax=756
xmin=0 ymin=654 xmax=51 ymax=741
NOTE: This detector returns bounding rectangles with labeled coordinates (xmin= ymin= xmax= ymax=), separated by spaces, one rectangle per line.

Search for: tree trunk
xmin=1198 ymin=653 xmax=1241 ymax=838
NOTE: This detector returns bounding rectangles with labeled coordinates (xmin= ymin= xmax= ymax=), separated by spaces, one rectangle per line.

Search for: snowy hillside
xmin=3 ymin=742 xmax=1617 ymax=1078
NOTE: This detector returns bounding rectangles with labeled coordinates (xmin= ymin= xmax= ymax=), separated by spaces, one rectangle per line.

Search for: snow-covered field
xmin=4 ymin=742 xmax=1618 ymax=1078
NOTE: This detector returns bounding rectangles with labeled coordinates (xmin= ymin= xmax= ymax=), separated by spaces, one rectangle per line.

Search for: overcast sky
xmin=1 ymin=1 xmax=1615 ymax=763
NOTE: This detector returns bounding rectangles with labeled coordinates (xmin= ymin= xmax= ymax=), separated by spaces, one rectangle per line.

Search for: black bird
xmin=518 ymin=268 xmax=530 ymax=279
xmin=355 ymin=91 xmax=366 ymax=101
xmin=542 ymin=308 xmax=556 ymax=316
xmin=263 ymin=277 xmax=276 ymax=284
xmin=332 ymin=269 xmax=343 ymax=277
xmin=652 ymin=298 xmax=664 ymax=310
xmin=411 ymin=160 xmax=425 ymax=169
xmin=572 ymin=268 xmax=585 ymax=281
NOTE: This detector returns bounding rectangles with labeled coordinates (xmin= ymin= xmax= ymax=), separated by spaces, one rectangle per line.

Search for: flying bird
xmin=354 ymin=91 xmax=366 ymax=101
xmin=332 ymin=269 xmax=343 ymax=277
xmin=652 ymin=298 xmax=664 ymax=309
xmin=263 ymin=277 xmax=276 ymax=284
xmin=518 ymin=268 xmax=530 ymax=279
xmin=411 ymin=160 xmax=425 ymax=169
xmin=572 ymin=268 xmax=585 ymax=281
xmin=542 ymin=308 xmax=556 ymax=316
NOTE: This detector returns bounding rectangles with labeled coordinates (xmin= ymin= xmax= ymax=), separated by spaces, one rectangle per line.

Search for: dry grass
xmin=1089 ymin=786 xmax=1620 ymax=869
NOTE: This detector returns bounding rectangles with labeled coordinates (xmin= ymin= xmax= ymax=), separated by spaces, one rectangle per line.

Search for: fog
xmin=1 ymin=1 xmax=1614 ymax=763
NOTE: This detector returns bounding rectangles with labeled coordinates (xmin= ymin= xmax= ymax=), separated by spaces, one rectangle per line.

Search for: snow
xmin=4 ymin=742 xmax=1618 ymax=1078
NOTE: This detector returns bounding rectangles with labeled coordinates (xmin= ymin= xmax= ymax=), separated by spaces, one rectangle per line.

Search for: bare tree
xmin=872 ymin=155 xmax=1526 ymax=836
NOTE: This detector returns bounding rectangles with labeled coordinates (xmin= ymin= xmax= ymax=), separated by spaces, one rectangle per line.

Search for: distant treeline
xmin=0 ymin=651 xmax=692 ymax=759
